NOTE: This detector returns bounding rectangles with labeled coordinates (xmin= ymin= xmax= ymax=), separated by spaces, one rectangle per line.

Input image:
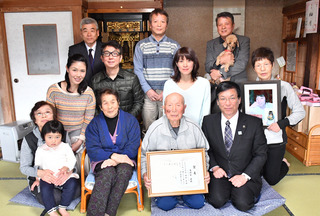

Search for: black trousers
xmin=263 ymin=142 xmax=289 ymax=185
xmin=31 ymin=179 xmax=80 ymax=206
xmin=207 ymin=173 xmax=262 ymax=212
xmin=87 ymin=163 xmax=133 ymax=216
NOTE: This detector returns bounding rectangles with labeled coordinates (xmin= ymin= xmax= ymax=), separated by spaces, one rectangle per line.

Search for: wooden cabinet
xmin=286 ymin=125 xmax=320 ymax=166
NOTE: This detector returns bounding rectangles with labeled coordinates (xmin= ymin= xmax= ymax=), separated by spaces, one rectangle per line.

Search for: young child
xmin=33 ymin=120 xmax=78 ymax=216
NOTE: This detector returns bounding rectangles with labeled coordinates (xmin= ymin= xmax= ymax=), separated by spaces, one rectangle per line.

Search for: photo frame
xmin=146 ymin=148 xmax=208 ymax=197
xmin=242 ymin=80 xmax=281 ymax=127
xmin=285 ymin=41 xmax=298 ymax=73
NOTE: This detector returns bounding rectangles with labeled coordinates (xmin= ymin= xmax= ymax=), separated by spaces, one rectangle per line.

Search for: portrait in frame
xmin=242 ymin=80 xmax=281 ymax=127
xmin=146 ymin=148 xmax=208 ymax=197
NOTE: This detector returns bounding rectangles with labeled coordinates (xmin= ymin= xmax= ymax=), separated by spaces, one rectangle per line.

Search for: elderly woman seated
xmin=85 ymin=88 xmax=141 ymax=216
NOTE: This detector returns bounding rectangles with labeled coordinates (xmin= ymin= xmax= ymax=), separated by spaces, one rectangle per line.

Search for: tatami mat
xmin=272 ymin=175 xmax=320 ymax=216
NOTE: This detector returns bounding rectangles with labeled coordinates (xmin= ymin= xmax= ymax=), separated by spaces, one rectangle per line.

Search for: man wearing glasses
xmin=202 ymin=81 xmax=267 ymax=212
xmin=91 ymin=40 xmax=144 ymax=118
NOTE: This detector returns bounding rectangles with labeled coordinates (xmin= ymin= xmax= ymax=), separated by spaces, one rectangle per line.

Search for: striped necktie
xmin=225 ymin=120 xmax=233 ymax=154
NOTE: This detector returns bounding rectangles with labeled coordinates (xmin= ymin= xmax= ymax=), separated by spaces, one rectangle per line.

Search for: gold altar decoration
xmin=109 ymin=32 xmax=140 ymax=69
xmin=107 ymin=21 xmax=141 ymax=32
xmin=98 ymin=21 xmax=148 ymax=69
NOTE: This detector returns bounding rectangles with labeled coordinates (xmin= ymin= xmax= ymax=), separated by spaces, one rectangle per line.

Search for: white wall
xmin=4 ymin=11 xmax=74 ymax=121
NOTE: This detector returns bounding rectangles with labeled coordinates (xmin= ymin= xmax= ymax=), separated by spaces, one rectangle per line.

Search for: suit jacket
xmin=205 ymin=34 xmax=250 ymax=83
xmin=68 ymin=40 xmax=105 ymax=86
xmin=202 ymin=112 xmax=267 ymax=182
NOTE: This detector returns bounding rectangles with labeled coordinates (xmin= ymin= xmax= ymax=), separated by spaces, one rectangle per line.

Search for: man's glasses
xmin=218 ymin=97 xmax=238 ymax=103
xmin=102 ymin=51 xmax=121 ymax=57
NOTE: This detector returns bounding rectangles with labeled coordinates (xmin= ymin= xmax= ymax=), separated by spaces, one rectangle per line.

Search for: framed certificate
xmin=146 ymin=148 xmax=208 ymax=197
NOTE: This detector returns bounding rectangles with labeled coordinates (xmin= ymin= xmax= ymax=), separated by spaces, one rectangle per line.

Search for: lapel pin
xmin=243 ymin=125 xmax=246 ymax=128
xmin=238 ymin=131 xmax=242 ymax=135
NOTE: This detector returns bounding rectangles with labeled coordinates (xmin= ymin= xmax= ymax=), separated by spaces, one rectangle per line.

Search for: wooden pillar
xmin=72 ymin=5 xmax=86 ymax=44
xmin=0 ymin=12 xmax=15 ymax=123
xmin=304 ymin=33 xmax=319 ymax=89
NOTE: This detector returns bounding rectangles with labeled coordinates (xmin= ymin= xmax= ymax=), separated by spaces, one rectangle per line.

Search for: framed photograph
xmin=146 ymin=148 xmax=208 ymax=197
xmin=285 ymin=41 xmax=298 ymax=73
xmin=242 ymin=80 xmax=281 ymax=127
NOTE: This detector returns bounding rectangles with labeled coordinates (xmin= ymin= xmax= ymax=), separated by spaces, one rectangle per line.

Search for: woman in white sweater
xmin=163 ymin=47 xmax=211 ymax=126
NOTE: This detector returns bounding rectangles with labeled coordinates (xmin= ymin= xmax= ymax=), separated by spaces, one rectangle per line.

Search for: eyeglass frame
xmin=254 ymin=62 xmax=272 ymax=70
xmin=218 ymin=96 xmax=239 ymax=103
xmin=102 ymin=50 xmax=121 ymax=57
xmin=35 ymin=111 xmax=53 ymax=117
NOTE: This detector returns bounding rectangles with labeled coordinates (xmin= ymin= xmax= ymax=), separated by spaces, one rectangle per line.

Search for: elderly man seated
xmin=141 ymin=92 xmax=210 ymax=211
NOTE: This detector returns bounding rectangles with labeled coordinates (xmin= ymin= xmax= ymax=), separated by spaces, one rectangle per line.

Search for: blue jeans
xmin=155 ymin=194 xmax=205 ymax=211
xmin=40 ymin=178 xmax=78 ymax=212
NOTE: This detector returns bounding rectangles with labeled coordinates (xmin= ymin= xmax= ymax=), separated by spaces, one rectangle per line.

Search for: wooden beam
xmin=282 ymin=1 xmax=308 ymax=16
xmin=88 ymin=8 xmax=155 ymax=13
xmin=0 ymin=0 xmax=86 ymax=8
xmin=0 ymin=12 xmax=15 ymax=123
xmin=72 ymin=5 xmax=85 ymax=44
xmin=87 ymin=1 xmax=162 ymax=13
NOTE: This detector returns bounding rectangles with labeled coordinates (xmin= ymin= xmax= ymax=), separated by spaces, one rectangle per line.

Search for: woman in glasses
xmin=251 ymin=47 xmax=305 ymax=185
xmin=20 ymin=101 xmax=79 ymax=211
xmin=91 ymin=40 xmax=144 ymax=118
xmin=46 ymin=54 xmax=96 ymax=174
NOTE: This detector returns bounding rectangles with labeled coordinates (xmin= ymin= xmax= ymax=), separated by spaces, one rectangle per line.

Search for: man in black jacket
xmin=91 ymin=40 xmax=144 ymax=118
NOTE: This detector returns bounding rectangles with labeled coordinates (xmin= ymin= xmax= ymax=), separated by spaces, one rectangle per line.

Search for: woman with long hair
xmin=46 ymin=54 xmax=95 ymax=173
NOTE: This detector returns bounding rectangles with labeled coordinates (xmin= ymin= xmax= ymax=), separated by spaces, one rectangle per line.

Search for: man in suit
xmin=68 ymin=17 xmax=104 ymax=86
xmin=205 ymin=12 xmax=250 ymax=83
xmin=202 ymin=81 xmax=267 ymax=211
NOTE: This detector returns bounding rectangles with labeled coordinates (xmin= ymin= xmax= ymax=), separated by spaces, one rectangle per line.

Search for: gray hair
xmin=80 ymin=17 xmax=99 ymax=30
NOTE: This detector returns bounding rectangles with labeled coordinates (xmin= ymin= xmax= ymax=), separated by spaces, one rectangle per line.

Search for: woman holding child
xmin=163 ymin=47 xmax=211 ymax=126
xmin=20 ymin=101 xmax=79 ymax=215
xmin=85 ymin=88 xmax=140 ymax=216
